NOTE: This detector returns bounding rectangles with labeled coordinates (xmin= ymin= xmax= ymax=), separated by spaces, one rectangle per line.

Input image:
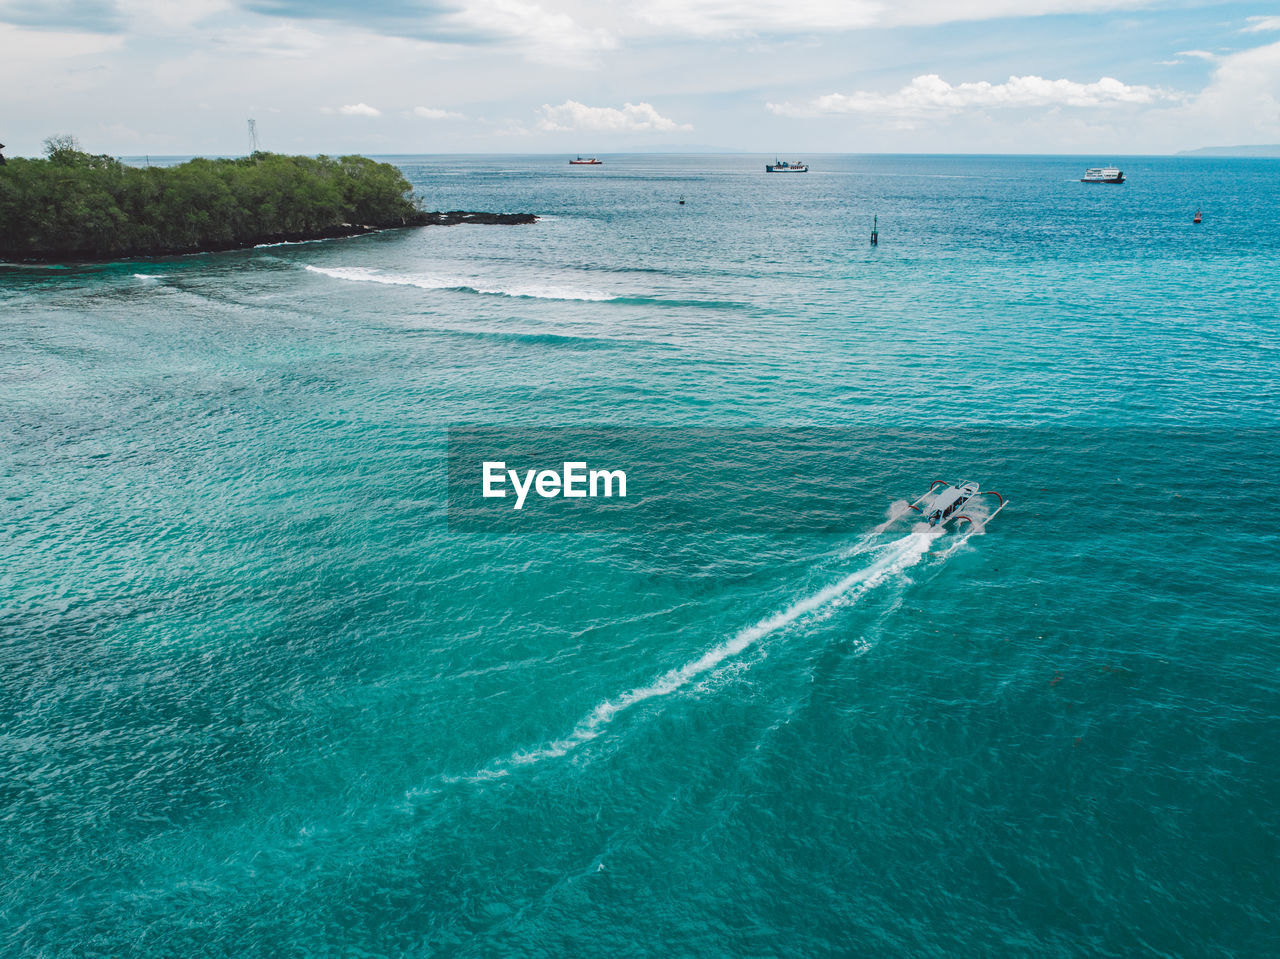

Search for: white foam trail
xmin=939 ymin=530 xmax=974 ymax=559
xmin=932 ymin=498 xmax=1000 ymax=559
xmin=836 ymin=503 xmax=927 ymax=561
xmin=133 ymin=273 xmax=160 ymax=281
xmin=443 ymin=526 xmax=944 ymax=785
xmin=836 ymin=527 xmax=889 ymax=561
xmin=874 ymin=499 xmax=914 ymax=534
xmin=939 ymin=514 xmax=990 ymax=558
xmin=305 ymin=264 xmax=617 ymax=302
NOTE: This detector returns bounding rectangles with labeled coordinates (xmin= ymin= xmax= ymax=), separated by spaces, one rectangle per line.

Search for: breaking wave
xmin=305 ymin=264 xmax=618 ymax=302
xmin=255 ymin=237 xmax=330 ymax=248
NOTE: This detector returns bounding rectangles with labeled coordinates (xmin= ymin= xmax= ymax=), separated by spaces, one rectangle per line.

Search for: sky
xmin=1 ymin=0 xmax=1279 ymax=155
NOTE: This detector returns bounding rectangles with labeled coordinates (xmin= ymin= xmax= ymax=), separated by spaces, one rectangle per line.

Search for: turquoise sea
xmin=3 ymin=154 xmax=1279 ymax=956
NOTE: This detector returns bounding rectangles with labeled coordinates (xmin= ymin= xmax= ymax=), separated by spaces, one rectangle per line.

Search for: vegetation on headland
xmin=0 ymin=136 xmax=535 ymax=262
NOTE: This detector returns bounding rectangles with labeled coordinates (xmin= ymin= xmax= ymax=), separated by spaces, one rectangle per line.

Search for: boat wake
xmin=305 ymin=264 xmax=618 ymax=302
xmin=425 ymin=524 xmax=947 ymax=790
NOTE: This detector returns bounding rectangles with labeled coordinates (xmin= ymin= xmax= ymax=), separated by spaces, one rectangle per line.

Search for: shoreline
xmin=0 ymin=211 xmax=538 ymax=265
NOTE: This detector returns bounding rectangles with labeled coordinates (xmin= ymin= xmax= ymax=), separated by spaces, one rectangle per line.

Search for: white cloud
xmin=1243 ymin=16 xmax=1280 ymax=33
xmin=769 ymin=74 xmax=1177 ymax=117
xmin=337 ymin=102 xmax=381 ymax=117
xmin=1176 ymin=49 xmax=1218 ymax=60
xmin=210 ymin=24 xmax=327 ymax=58
xmin=636 ymin=0 xmax=1160 ymax=37
xmin=1174 ymin=38 xmax=1280 ymax=140
xmin=537 ymin=100 xmax=692 ymax=132
xmin=0 ymin=23 xmax=123 ymax=60
xmin=1064 ymin=38 xmax=1280 ymax=152
xmin=116 ymin=0 xmax=230 ymax=30
xmin=448 ymin=0 xmax=615 ymax=63
xmin=6 ymin=0 xmax=1276 ymax=157
xmin=637 ymin=0 xmax=875 ymax=36
xmin=410 ymin=106 xmax=464 ymax=119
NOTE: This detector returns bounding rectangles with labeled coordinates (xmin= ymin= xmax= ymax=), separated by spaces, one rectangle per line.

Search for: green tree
xmin=0 ymin=139 xmax=432 ymax=261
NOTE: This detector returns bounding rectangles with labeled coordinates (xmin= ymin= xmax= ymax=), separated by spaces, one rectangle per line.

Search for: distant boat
xmin=1081 ymin=166 xmax=1124 ymax=184
xmin=766 ymin=159 xmax=808 ymax=172
xmin=570 ymin=156 xmax=602 ymax=165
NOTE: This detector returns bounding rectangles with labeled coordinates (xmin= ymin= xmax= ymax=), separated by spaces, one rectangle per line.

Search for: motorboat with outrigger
xmin=906 ymin=480 xmax=1006 ymax=528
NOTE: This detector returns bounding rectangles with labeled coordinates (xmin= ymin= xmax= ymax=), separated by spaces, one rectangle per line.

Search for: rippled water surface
xmin=2 ymin=155 xmax=1278 ymax=957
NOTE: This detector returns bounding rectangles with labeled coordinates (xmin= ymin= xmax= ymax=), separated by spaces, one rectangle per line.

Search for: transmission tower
xmin=247 ymin=118 xmax=259 ymax=154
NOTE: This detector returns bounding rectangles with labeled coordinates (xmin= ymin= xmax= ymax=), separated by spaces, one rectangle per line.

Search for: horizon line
xmin=82 ymin=150 xmax=1280 ymax=160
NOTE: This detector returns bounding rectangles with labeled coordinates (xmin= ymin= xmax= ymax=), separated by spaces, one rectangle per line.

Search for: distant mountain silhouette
xmin=1175 ymin=145 xmax=1280 ymax=157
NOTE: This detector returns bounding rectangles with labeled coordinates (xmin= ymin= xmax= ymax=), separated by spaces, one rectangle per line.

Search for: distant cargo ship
xmin=766 ymin=159 xmax=808 ymax=172
xmin=570 ymin=156 xmax=602 ymax=165
xmin=1081 ymin=166 xmax=1124 ymax=183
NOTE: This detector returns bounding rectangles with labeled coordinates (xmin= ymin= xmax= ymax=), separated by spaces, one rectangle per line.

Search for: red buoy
xmin=1193 ymin=209 xmax=1202 ymax=224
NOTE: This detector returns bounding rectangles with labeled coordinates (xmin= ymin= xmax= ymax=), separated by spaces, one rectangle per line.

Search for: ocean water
xmin=2 ymin=154 xmax=1279 ymax=957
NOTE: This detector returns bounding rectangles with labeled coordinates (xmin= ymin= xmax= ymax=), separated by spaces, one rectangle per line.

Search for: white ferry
xmin=1081 ymin=166 xmax=1124 ymax=184
xmin=766 ymin=159 xmax=808 ymax=172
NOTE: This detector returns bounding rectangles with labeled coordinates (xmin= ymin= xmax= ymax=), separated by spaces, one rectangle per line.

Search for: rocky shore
xmin=2 ymin=212 xmax=538 ymax=264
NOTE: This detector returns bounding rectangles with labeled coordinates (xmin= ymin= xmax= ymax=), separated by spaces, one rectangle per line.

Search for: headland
xmin=0 ymin=144 xmax=536 ymax=263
